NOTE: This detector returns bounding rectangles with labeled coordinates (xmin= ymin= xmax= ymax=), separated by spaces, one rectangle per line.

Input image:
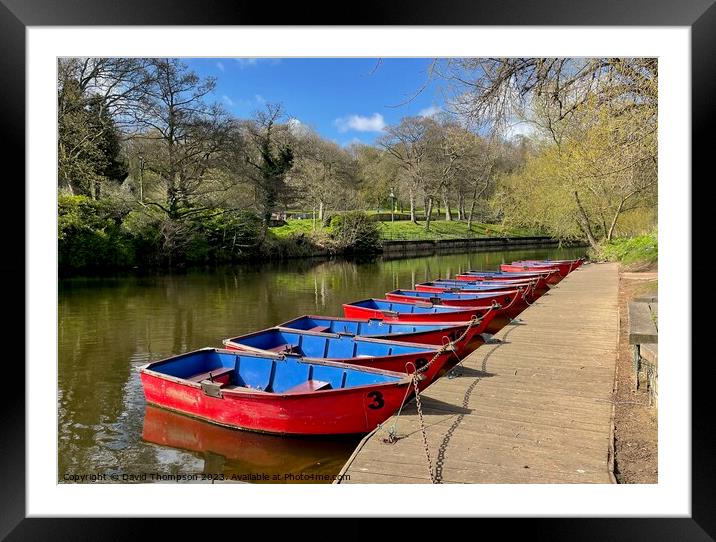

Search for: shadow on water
xmin=58 ymin=246 xmax=586 ymax=483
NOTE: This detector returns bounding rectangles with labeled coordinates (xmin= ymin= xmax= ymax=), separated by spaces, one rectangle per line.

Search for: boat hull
xmin=276 ymin=315 xmax=480 ymax=357
xmin=369 ymin=323 xmax=481 ymax=357
xmin=342 ymin=301 xmax=500 ymax=333
xmin=511 ymin=261 xmax=576 ymax=277
xmin=140 ymin=369 xmax=412 ymax=436
xmin=454 ymin=273 xmax=550 ymax=290
xmin=499 ymin=264 xmax=563 ymax=283
xmin=384 ymin=291 xmax=527 ymax=320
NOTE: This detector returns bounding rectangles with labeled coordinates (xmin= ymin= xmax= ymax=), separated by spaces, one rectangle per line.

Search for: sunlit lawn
xmin=271 ymin=218 xmax=537 ymax=240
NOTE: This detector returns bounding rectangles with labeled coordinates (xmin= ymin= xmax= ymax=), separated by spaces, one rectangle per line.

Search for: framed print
xmin=3 ymin=0 xmax=707 ymax=538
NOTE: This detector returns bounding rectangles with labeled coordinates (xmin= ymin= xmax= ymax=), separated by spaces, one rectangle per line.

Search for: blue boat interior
xmin=280 ymin=316 xmax=456 ymax=336
xmin=227 ymin=328 xmax=436 ymax=359
xmin=147 ymin=349 xmax=401 ymax=393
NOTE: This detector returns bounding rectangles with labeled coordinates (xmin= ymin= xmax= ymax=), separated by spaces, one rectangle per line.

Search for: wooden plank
xmin=339 ymin=262 xmax=620 ymax=485
xmin=628 ymin=301 xmax=658 ymax=344
xmin=640 ymin=343 xmax=658 ymax=366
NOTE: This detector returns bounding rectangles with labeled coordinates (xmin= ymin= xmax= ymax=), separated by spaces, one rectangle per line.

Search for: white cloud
xmin=222 ymin=95 xmax=235 ymax=107
xmin=255 ymin=94 xmax=266 ymax=105
xmin=504 ymin=120 xmax=537 ymax=139
xmin=418 ymin=105 xmax=441 ymax=118
xmin=334 ymin=113 xmax=386 ymax=133
xmin=234 ymin=58 xmax=259 ymax=68
xmin=216 ymin=61 xmax=225 ymax=72
xmin=287 ymin=118 xmax=310 ymax=137
xmin=233 ymin=58 xmax=281 ymax=69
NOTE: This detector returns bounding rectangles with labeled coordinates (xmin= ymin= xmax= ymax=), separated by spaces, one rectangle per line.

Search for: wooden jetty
xmin=337 ymin=262 xmax=619 ymax=484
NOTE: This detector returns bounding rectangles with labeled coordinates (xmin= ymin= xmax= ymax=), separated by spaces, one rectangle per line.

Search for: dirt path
xmin=612 ymin=268 xmax=658 ymax=483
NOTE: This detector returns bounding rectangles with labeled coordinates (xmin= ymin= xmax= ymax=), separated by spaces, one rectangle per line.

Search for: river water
xmin=58 ymin=246 xmax=586 ymax=484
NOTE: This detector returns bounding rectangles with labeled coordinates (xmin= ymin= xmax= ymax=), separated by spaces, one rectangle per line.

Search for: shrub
xmin=58 ymin=195 xmax=134 ymax=269
xmin=328 ymin=211 xmax=381 ymax=253
xmin=196 ymin=209 xmax=262 ymax=262
xmin=261 ymin=231 xmax=326 ymax=259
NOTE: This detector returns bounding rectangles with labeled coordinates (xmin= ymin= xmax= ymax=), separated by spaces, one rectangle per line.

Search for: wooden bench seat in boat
xmin=306 ymin=326 xmax=330 ymax=333
xmin=283 ymin=380 xmax=332 ymax=394
xmin=188 ymin=366 xmax=234 ymax=383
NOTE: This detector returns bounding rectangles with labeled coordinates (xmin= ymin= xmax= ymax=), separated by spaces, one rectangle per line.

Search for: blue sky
xmin=185 ymin=58 xmax=445 ymax=146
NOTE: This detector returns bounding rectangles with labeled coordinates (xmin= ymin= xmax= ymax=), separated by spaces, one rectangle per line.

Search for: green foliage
xmin=58 ymin=81 xmax=128 ymax=197
xmin=195 ymin=210 xmax=262 ymax=262
xmin=321 ymin=212 xmax=334 ymax=228
xmin=60 ymin=195 xmax=266 ymax=270
xmin=597 ymin=232 xmax=658 ymax=266
xmin=261 ymin=231 xmax=326 ymax=259
xmin=121 ymin=209 xmax=163 ymax=265
xmin=491 ymin=99 xmax=657 ymax=246
xmin=58 ymin=195 xmax=134 ymax=269
xmin=328 ymin=212 xmax=381 ymax=253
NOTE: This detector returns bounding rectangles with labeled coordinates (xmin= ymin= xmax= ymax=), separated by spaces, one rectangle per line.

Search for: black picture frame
xmin=2 ymin=0 xmax=704 ymax=539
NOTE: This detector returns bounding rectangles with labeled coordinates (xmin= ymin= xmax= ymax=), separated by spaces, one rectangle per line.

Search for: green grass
xmin=270 ymin=218 xmax=539 ymax=241
xmin=270 ymin=219 xmax=317 ymax=238
xmin=377 ymin=220 xmax=537 ymax=240
xmin=600 ymin=232 xmax=658 ymax=266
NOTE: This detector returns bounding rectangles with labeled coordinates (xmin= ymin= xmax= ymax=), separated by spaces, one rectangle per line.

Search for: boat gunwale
xmin=223 ymin=325 xmax=447 ymax=351
xmin=139 ymin=347 xmax=416 ymax=398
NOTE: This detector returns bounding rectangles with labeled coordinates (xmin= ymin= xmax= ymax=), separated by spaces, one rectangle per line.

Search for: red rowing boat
xmin=276 ymin=315 xmax=483 ymax=357
xmin=222 ymin=328 xmax=453 ymax=390
xmin=454 ymin=272 xmax=551 ymax=290
xmin=510 ymin=259 xmax=580 ymax=277
xmin=140 ymin=348 xmax=416 ymax=435
xmin=344 ymin=298 xmax=497 ymax=323
xmin=499 ymin=264 xmax=563 ymax=283
xmin=384 ymin=288 xmax=528 ymax=319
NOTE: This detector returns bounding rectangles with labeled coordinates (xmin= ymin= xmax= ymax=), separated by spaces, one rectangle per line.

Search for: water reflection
xmin=141 ymin=406 xmax=358 ymax=484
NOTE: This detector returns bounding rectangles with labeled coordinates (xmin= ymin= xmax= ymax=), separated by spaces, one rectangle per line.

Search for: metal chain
xmin=381 ymin=310 xmax=491 ymax=482
xmin=412 ymin=372 xmax=436 ymax=483
xmin=384 ymin=312 xmax=484 ymax=439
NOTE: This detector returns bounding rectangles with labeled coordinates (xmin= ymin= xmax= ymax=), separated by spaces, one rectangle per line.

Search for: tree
xmin=57 ymin=58 xmax=149 ymax=196
xmin=493 ymin=101 xmax=657 ymax=248
xmin=290 ymin=131 xmax=357 ymax=227
xmin=353 ymin=144 xmax=400 ymax=212
xmin=242 ymin=103 xmax=295 ymax=238
xmin=131 ymin=59 xmax=232 ymax=219
xmin=434 ymin=57 xmax=658 ymax=244
xmin=436 ymin=58 xmax=657 ymax=132
xmin=378 ymin=117 xmax=431 ymax=223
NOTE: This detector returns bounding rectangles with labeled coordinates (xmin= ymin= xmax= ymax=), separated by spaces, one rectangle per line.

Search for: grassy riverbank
xmin=272 ymin=219 xmax=538 ymax=241
xmin=59 ymin=197 xmax=548 ymax=273
xmin=593 ymin=231 xmax=658 ymax=270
